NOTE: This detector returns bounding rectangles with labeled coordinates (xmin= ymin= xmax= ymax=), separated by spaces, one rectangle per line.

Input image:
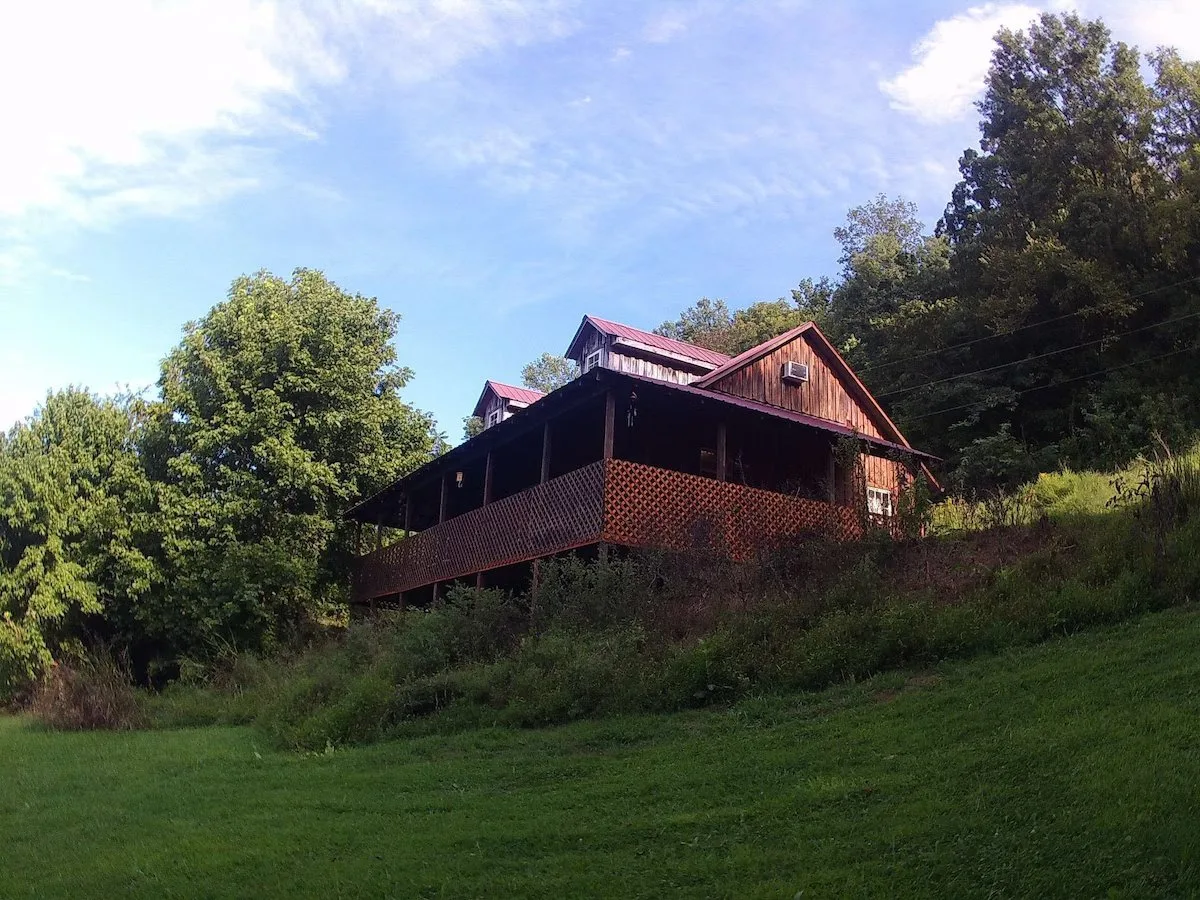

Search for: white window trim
xmin=867 ymin=486 xmax=893 ymax=517
xmin=486 ymin=408 xmax=503 ymax=428
xmin=582 ymin=348 xmax=604 ymax=374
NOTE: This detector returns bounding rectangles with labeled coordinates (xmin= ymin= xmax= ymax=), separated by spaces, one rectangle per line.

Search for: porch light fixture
xmin=627 ymin=390 xmax=638 ymax=428
xmin=455 ymin=471 xmax=464 ymax=488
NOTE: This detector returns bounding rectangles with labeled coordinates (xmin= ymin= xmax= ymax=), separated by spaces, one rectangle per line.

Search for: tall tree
xmin=0 ymin=390 xmax=156 ymax=698
xmin=141 ymin=269 xmax=436 ymax=656
xmin=521 ymin=353 xmax=577 ymax=394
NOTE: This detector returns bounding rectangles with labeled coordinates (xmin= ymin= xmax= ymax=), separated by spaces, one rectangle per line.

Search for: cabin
xmin=346 ymin=315 xmax=937 ymax=607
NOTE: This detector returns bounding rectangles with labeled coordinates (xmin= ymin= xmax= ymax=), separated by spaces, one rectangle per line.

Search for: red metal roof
xmin=568 ymin=315 xmax=731 ymax=368
xmin=472 ymin=381 xmax=544 ymax=418
xmin=487 ymin=381 xmax=544 ymax=405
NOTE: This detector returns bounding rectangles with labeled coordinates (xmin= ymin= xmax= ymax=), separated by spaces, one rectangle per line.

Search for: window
xmin=486 ymin=408 xmax=503 ymax=428
xmin=582 ymin=348 xmax=603 ymax=374
xmin=867 ymin=486 xmax=893 ymax=517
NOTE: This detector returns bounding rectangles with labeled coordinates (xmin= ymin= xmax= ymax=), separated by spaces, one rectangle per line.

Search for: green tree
xmin=521 ymin=353 xmax=577 ymax=394
xmin=0 ymin=389 xmax=156 ymax=699
xmin=462 ymin=416 xmax=485 ymax=441
xmin=141 ymin=269 xmax=436 ymax=657
xmin=655 ymin=297 xmax=736 ymax=353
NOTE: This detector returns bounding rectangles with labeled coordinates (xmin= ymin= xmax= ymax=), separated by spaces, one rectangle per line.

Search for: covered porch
xmin=346 ymin=369 xmax=902 ymax=606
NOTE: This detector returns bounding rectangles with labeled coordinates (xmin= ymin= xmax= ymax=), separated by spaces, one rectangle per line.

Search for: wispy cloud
xmin=0 ymin=0 xmax=573 ymax=276
xmin=881 ymin=0 xmax=1200 ymax=124
xmin=879 ymin=3 xmax=1045 ymax=123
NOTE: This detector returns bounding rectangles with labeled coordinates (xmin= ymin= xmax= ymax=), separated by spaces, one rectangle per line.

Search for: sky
xmin=2 ymin=0 xmax=1199 ymax=438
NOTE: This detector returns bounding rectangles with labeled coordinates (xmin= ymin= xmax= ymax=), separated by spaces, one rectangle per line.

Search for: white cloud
xmin=882 ymin=0 xmax=1200 ymax=124
xmin=879 ymin=3 xmax=1045 ymax=123
xmin=0 ymin=0 xmax=571 ymax=275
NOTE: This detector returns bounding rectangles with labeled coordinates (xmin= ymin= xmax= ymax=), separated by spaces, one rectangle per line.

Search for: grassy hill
xmin=6 ymin=605 xmax=1200 ymax=898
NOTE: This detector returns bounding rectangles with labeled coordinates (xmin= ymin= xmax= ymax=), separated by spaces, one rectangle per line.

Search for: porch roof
xmin=344 ymin=367 xmax=938 ymax=523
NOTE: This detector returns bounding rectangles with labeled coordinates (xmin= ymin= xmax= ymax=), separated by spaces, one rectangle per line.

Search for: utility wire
xmin=906 ymin=343 xmax=1198 ymax=422
xmin=877 ymin=307 xmax=1200 ymax=400
xmin=858 ymin=274 xmax=1200 ymax=375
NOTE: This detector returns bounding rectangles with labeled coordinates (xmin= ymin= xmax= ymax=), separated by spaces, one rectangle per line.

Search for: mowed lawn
xmin=6 ymin=610 xmax=1200 ymax=899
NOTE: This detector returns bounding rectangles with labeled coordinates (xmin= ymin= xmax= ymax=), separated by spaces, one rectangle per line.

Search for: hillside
xmin=6 ymin=605 xmax=1200 ymax=898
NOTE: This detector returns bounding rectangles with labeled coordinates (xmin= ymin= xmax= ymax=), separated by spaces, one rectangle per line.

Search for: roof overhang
xmin=345 ymin=367 xmax=940 ymax=524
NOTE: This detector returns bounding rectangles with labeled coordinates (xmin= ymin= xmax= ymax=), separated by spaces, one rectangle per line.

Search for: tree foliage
xmin=521 ymin=353 xmax=577 ymax=394
xmin=658 ymin=13 xmax=1200 ymax=489
xmin=0 ymin=390 xmax=156 ymax=695
xmin=138 ymin=269 xmax=436 ymax=658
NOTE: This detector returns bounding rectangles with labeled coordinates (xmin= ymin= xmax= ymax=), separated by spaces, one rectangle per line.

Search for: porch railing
xmin=352 ymin=458 xmax=860 ymax=602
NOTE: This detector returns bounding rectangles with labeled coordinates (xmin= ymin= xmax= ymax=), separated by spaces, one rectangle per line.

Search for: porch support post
xmin=540 ymin=421 xmax=552 ymax=483
xmin=827 ymin=443 xmax=837 ymax=503
xmin=602 ymin=390 xmax=615 ymax=460
xmin=354 ymin=520 xmax=362 ymax=555
xmin=716 ymin=422 xmax=727 ymax=482
xmin=438 ymin=472 xmax=449 ymax=524
xmin=475 ymin=571 xmax=485 ymax=590
xmin=374 ymin=516 xmax=383 ymax=552
xmin=403 ymin=493 xmax=412 ymax=533
xmin=483 ymin=450 xmax=494 ymax=505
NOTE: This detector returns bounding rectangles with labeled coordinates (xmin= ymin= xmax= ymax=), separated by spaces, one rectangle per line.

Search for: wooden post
xmin=403 ymin=493 xmax=412 ymax=533
xmin=827 ymin=445 xmax=837 ymax=503
xmin=374 ymin=517 xmax=383 ymax=552
xmin=475 ymin=571 xmax=484 ymax=590
xmin=432 ymin=581 xmax=443 ymax=605
xmin=438 ymin=472 xmax=449 ymax=524
xmin=483 ymin=451 xmax=494 ymax=505
xmin=716 ymin=422 xmax=727 ymax=482
xmin=354 ymin=520 xmax=362 ymax=556
xmin=602 ymin=390 xmax=615 ymax=460
xmin=540 ymin=421 xmax=552 ymax=483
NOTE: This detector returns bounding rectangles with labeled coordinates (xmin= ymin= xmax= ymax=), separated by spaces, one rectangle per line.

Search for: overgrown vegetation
xmin=135 ymin=447 xmax=1200 ymax=750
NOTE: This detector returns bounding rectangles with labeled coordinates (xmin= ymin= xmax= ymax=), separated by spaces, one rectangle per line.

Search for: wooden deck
xmin=351 ymin=458 xmax=860 ymax=603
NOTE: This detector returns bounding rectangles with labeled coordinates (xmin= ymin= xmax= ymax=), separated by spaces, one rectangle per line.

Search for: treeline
xmin=0 ymin=270 xmax=438 ymax=699
xmin=656 ymin=14 xmax=1200 ymax=489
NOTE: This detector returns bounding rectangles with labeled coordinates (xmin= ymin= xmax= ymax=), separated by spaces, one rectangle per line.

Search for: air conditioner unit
xmin=781 ymin=361 xmax=810 ymax=384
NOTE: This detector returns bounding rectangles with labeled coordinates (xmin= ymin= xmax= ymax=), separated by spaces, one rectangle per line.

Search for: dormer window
xmin=486 ymin=408 xmax=503 ymax=429
xmin=582 ymin=349 xmax=603 ymax=374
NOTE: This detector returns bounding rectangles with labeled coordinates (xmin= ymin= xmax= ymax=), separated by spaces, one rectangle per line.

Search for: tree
xmin=521 ymin=353 xmax=577 ymax=394
xmin=655 ymin=297 xmax=736 ymax=353
xmin=462 ymin=416 xmax=485 ymax=441
xmin=0 ymin=390 xmax=156 ymax=699
xmin=141 ymin=269 xmax=437 ymax=657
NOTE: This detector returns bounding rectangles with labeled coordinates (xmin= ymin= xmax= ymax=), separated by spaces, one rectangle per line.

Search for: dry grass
xmin=29 ymin=655 xmax=145 ymax=731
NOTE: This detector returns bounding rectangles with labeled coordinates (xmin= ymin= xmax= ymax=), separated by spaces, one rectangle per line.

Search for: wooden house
xmin=346 ymin=315 xmax=937 ymax=607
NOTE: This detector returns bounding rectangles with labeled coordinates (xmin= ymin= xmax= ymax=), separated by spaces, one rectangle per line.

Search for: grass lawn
xmin=5 ymin=608 xmax=1200 ymax=899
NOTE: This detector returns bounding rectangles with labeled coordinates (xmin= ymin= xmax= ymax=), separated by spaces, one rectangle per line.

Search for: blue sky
xmin=2 ymin=0 xmax=1197 ymax=438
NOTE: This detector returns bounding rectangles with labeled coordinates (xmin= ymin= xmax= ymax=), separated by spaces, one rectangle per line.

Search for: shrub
xmin=29 ymin=654 xmax=144 ymax=731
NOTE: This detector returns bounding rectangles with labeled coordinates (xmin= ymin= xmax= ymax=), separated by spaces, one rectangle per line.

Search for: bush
xmin=29 ymin=655 xmax=144 ymax=731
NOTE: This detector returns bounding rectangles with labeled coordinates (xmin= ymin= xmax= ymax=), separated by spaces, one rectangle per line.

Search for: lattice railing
xmin=352 ymin=461 xmax=605 ymax=602
xmin=352 ymin=457 xmax=860 ymax=602
xmin=601 ymin=459 xmax=859 ymax=559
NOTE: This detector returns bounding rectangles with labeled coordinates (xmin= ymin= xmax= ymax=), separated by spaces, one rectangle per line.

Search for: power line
xmin=858 ymin=274 xmax=1200 ymax=375
xmin=877 ymin=307 xmax=1200 ymax=400
xmin=906 ymin=343 xmax=1198 ymax=422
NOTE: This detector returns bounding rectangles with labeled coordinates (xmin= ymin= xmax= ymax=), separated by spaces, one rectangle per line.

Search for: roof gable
xmin=564 ymin=315 xmax=730 ymax=369
xmin=472 ymin=380 xmax=544 ymax=419
xmin=695 ymin=323 xmax=915 ymax=450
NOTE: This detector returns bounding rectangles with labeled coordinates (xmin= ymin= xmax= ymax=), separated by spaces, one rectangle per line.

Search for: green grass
xmin=7 ymin=606 xmax=1200 ymax=898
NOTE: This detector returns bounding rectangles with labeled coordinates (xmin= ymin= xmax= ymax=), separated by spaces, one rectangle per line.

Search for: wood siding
xmin=862 ymin=453 xmax=904 ymax=494
xmin=569 ymin=322 xmax=707 ymax=385
xmin=707 ymin=333 xmax=886 ymax=439
xmin=605 ymin=349 xmax=701 ymax=385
